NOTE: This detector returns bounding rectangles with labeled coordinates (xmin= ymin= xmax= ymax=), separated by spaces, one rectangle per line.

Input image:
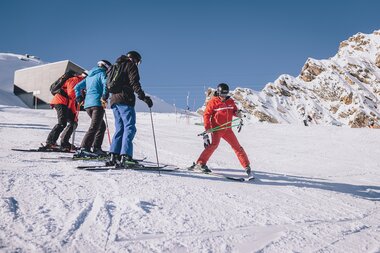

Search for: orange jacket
xmin=203 ymin=96 xmax=238 ymax=131
xmin=50 ymin=76 xmax=84 ymax=114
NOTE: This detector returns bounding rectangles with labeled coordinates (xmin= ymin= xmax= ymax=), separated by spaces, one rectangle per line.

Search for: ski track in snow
xmin=0 ymin=106 xmax=380 ymax=252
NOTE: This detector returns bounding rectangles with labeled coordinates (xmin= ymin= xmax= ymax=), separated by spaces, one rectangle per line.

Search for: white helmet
xmin=97 ymin=60 xmax=112 ymax=70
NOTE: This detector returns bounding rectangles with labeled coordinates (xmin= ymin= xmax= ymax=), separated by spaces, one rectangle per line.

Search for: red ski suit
xmin=197 ymin=96 xmax=250 ymax=168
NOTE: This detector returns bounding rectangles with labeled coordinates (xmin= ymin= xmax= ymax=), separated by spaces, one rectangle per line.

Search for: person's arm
xmin=128 ymin=62 xmax=145 ymax=99
xmin=74 ymin=78 xmax=86 ymax=98
xmin=66 ymin=77 xmax=81 ymax=100
xmin=100 ymin=72 xmax=108 ymax=99
xmin=203 ymin=99 xmax=215 ymax=131
xmin=231 ymin=100 xmax=238 ymax=117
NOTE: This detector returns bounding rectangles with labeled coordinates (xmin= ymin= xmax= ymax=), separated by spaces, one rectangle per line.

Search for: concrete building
xmin=13 ymin=60 xmax=85 ymax=109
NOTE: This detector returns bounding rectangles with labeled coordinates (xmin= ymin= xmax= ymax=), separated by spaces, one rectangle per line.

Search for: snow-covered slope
xmin=0 ymin=105 xmax=379 ymax=252
xmin=199 ymin=30 xmax=380 ymax=128
xmin=0 ymin=53 xmax=177 ymax=112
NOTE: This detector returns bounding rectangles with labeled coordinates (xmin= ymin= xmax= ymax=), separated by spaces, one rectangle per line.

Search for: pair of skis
xmin=76 ymin=162 xmax=177 ymax=172
xmin=12 ymin=148 xmax=254 ymax=182
xmin=76 ymin=163 xmax=254 ymax=182
xmin=186 ymin=169 xmax=254 ymax=182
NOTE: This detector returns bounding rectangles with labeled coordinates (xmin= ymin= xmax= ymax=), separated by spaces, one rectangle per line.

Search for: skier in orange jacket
xmin=44 ymin=72 xmax=87 ymax=150
xmin=190 ymin=83 xmax=252 ymax=177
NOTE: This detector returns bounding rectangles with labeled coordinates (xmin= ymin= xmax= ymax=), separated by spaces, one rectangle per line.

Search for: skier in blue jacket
xmin=74 ymin=60 xmax=111 ymax=157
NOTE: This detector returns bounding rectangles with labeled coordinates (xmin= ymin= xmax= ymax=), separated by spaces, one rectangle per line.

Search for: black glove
xmin=203 ymin=134 xmax=210 ymax=148
xmin=143 ymin=96 xmax=153 ymax=108
xmin=76 ymin=95 xmax=84 ymax=104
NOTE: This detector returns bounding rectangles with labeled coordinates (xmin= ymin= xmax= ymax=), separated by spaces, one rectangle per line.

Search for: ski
xmin=41 ymin=156 xmax=108 ymax=161
xmin=41 ymin=156 xmax=148 ymax=162
xmin=12 ymin=148 xmax=75 ymax=153
xmin=76 ymin=164 xmax=179 ymax=172
xmin=186 ymin=169 xmax=254 ymax=182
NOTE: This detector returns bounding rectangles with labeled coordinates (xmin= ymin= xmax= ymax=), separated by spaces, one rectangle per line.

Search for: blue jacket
xmin=75 ymin=67 xmax=107 ymax=109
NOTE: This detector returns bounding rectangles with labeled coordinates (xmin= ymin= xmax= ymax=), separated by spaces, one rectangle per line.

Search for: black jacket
xmin=110 ymin=55 xmax=146 ymax=107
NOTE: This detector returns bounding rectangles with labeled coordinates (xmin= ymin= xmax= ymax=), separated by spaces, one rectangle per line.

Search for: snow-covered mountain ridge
xmin=199 ymin=30 xmax=380 ymax=127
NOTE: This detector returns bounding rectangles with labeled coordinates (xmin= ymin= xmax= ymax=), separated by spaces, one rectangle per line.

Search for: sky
xmin=1 ymin=0 xmax=380 ymax=109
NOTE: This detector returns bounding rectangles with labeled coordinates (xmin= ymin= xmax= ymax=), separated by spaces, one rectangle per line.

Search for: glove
xmin=76 ymin=95 xmax=84 ymax=104
xmin=236 ymin=109 xmax=244 ymax=118
xmin=101 ymin=99 xmax=107 ymax=109
xmin=143 ymin=96 xmax=153 ymax=108
xmin=203 ymin=134 xmax=210 ymax=148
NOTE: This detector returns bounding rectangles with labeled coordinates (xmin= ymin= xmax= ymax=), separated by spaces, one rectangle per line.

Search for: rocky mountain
xmin=198 ymin=30 xmax=380 ymax=128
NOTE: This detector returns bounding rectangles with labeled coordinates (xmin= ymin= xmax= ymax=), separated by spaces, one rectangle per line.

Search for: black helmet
xmin=97 ymin=60 xmax=112 ymax=70
xmin=126 ymin=51 xmax=142 ymax=65
xmin=217 ymin=83 xmax=229 ymax=96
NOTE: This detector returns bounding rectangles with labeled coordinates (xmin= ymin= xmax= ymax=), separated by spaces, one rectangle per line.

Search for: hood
xmin=87 ymin=67 xmax=105 ymax=77
xmin=116 ymin=55 xmax=129 ymax=64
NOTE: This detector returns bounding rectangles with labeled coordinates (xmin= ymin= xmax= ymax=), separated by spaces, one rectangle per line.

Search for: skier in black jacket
xmin=107 ymin=51 xmax=153 ymax=166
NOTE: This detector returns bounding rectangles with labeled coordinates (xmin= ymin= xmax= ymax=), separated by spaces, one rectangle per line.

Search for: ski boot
xmin=60 ymin=142 xmax=77 ymax=152
xmin=92 ymin=148 xmax=108 ymax=157
xmin=119 ymin=155 xmax=138 ymax=168
xmin=245 ymin=166 xmax=254 ymax=177
xmin=105 ymin=153 xmax=120 ymax=166
xmin=188 ymin=162 xmax=212 ymax=173
xmin=74 ymin=148 xmax=98 ymax=158
xmin=39 ymin=143 xmax=59 ymax=151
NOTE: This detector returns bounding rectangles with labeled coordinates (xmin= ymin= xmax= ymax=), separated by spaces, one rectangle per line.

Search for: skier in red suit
xmin=190 ymin=83 xmax=252 ymax=177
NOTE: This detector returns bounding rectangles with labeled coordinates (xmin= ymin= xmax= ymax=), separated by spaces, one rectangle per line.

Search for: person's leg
xmin=118 ymin=105 xmax=136 ymax=157
xmin=60 ymin=109 xmax=76 ymax=147
xmin=46 ymin=104 xmax=68 ymax=145
xmin=196 ymin=131 xmax=222 ymax=165
xmin=92 ymin=107 xmax=106 ymax=151
xmin=223 ymin=130 xmax=250 ymax=168
xmin=80 ymin=107 xmax=96 ymax=151
xmin=109 ymin=104 xmax=124 ymax=155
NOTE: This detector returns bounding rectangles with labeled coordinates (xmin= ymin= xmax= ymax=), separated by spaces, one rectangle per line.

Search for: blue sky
xmin=1 ymin=0 xmax=380 ymax=109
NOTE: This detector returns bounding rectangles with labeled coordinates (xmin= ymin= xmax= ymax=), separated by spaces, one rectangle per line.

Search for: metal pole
xmin=104 ymin=109 xmax=112 ymax=145
xmin=149 ymin=108 xmax=160 ymax=172
xmin=71 ymin=103 xmax=81 ymax=151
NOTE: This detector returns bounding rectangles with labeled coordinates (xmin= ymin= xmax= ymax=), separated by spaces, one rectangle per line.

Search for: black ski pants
xmin=80 ymin=106 xmax=106 ymax=151
xmin=46 ymin=104 xmax=76 ymax=145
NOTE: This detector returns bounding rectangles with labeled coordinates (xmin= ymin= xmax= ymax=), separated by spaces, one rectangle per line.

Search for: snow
xmin=0 ymin=104 xmax=379 ymax=252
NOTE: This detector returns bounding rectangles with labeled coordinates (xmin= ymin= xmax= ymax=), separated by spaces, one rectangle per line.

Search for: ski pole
xmin=71 ymin=103 xmax=81 ymax=151
xmin=104 ymin=109 xmax=111 ymax=145
xmin=149 ymin=108 xmax=160 ymax=173
xmin=203 ymin=122 xmax=242 ymax=134
xmin=197 ymin=118 xmax=241 ymax=136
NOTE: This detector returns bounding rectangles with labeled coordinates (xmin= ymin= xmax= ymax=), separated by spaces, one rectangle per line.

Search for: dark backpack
xmin=106 ymin=61 xmax=126 ymax=93
xmin=50 ymin=70 xmax=75 ymax=97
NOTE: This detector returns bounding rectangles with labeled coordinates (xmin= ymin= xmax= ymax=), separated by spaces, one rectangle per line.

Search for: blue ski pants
xmin=109 ymin=104 xmax=136 ymax=156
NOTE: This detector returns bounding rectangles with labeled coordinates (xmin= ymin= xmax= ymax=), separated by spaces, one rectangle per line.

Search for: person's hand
xmin=101 ymin=99 xmax=107 ymax=109
xmin=236 ymin=109 xmax=244 ymax=118
xmin=203 ymin=134 xmax=210 ymax=148
xmin=143 ymin=96 xmax=153 ymax=108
